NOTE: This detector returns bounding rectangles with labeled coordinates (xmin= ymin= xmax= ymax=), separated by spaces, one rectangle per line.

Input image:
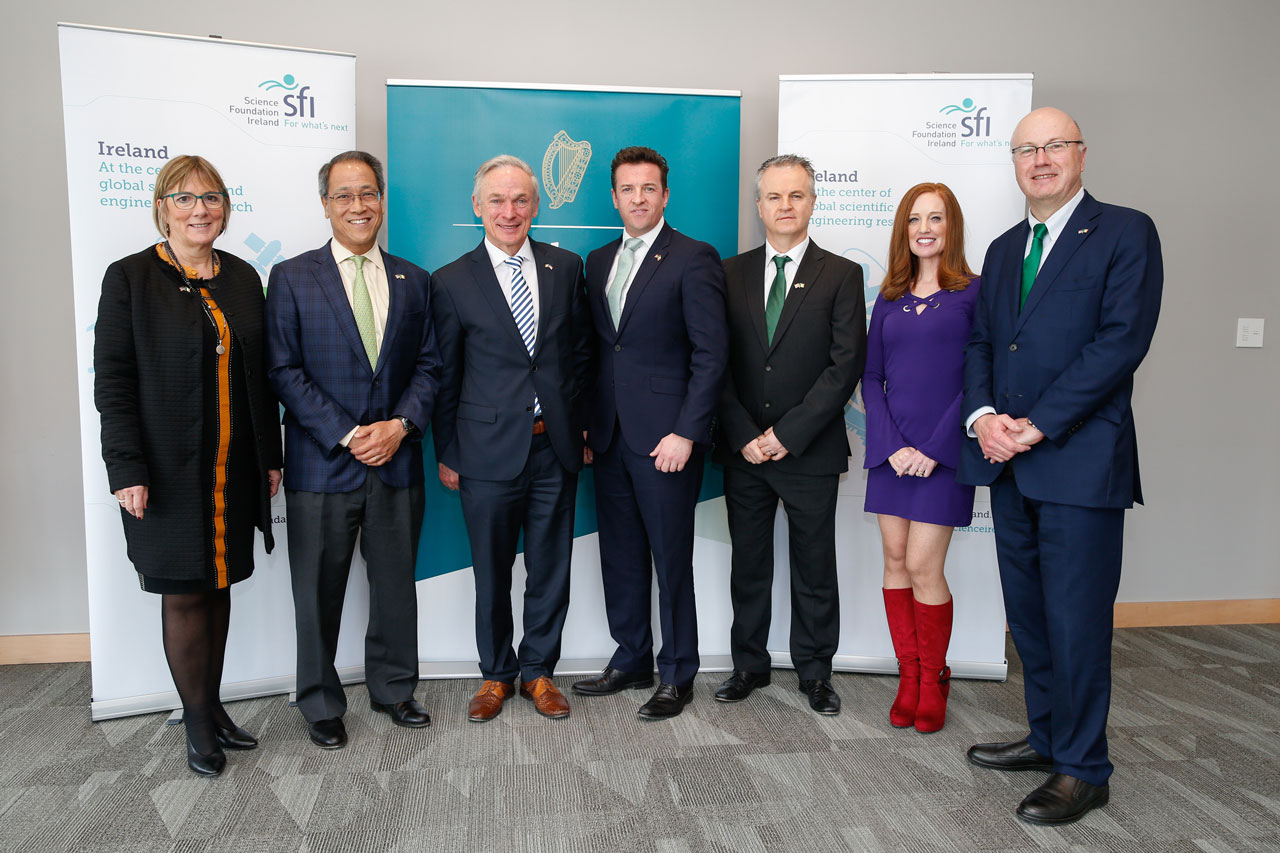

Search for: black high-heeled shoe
xmin=214 ymin=721 xmax=258 ymax=750
xmin=186 ymin=732 xmax=226 ymax=776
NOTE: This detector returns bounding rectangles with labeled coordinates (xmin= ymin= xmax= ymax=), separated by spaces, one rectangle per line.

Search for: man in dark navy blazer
xmin=266 ymin=151 xmax=441 ymax=749
xmin=959 ymin=109 xmax=1162 ymax=824
xmin=571 ymin=146 xmax=728 ymax=719
xmin=714 ymin=154 xmax=865 ymax=716
xmin=432 ymin=155 xmax=592 ymax=724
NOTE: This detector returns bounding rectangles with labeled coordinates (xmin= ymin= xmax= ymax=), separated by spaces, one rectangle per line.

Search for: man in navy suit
xmin=571 ymin=146 xmax=728 ymax=720
xmin=959 ymin=108 xmax=1162 ymax=823
xmin=267 ymin=151 xmax=441 ymax=749
xmin=432 ymin=155 xmax=592 ymax=723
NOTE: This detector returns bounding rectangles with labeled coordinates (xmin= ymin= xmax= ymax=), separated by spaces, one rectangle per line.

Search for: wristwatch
xmin=396 ymin=415 xmax=417 ymax=436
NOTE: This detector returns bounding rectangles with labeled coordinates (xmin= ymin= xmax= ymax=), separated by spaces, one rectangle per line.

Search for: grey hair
xmin=472 ymin=154 xmax=540 ymax=204
xmin=754 ymin=154 xmax=816 ymax=199
xmin=318 ymin=151 xmax=386 ymax=197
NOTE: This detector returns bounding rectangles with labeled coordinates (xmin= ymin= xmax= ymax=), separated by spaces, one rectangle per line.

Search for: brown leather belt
xmin=531 ymin=417 xmax=547 ymax=435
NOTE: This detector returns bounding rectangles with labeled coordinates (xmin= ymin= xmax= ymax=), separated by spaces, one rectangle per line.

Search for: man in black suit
xmin=571 ymin=146 xmax=728 ymax=720
xmin=432 ymin=155 xmax=593 ymax=723
xmin=714 ymin=154 xmax=866 ymax=715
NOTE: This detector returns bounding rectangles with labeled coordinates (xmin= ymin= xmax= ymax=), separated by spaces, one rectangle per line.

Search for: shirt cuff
xmin=964 ymin=407 xmax=996 ymax=438
xmin=339 ymin=426 xmax=359 ymax=448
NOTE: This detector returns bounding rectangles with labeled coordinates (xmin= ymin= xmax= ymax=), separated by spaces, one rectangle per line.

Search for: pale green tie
xmin=350 ymin=255 xmax=378 ymax=369
xmin=608 ymin=237 xmax=645 ymax=329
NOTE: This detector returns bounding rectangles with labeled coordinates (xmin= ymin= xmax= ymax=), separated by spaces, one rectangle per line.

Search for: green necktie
xmin=765 ymin=254 xmax=791 ymax=344
xmin=608 ymin=237 xmax=645 ymax=329
xmin=1020 ymin=223 xmax=1048 ymax=312
xmin=350 ymin=255 xmax=378 ymax=369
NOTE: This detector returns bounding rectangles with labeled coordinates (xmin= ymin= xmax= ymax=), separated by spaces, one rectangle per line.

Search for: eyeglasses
xmin=326 ymin=191 xmax=382 ymax=206
xmin=1011 ymin=141 xmax=1084 ymax=161
xmin=164 ymin=191 xmax=228 ymax=209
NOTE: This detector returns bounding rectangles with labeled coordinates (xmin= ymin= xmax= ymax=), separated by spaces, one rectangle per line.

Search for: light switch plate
xmin=1236 ymin=318 xmax=1264 ymax=348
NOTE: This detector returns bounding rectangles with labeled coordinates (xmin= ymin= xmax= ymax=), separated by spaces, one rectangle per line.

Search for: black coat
xmin=715 ymin=241 xmax=867 ymax=476
xmin=94 ymin=246 xmax=283 ymax=579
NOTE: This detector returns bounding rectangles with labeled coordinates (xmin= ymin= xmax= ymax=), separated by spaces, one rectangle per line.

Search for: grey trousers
xmin=285 ymin=474 xmax=424 ymax=722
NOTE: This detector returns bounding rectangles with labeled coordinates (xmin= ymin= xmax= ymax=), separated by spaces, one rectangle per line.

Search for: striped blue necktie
xmin=504 ymin=256 xmax=541 ymax=416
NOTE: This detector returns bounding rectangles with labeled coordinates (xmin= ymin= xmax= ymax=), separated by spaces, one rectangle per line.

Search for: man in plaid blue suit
xmin=266 ymin=151 xmax=441 ymax=749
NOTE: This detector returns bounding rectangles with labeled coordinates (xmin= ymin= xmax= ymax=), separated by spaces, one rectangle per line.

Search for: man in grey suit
xmin=714 ymin=154 xmax=866 ymax=715
xmin=432 ymin=156 xmax=593 ymax=724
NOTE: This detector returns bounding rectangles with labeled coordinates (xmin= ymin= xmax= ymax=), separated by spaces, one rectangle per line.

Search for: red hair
xmin=880 ymin=182 xmax=974 ymax=301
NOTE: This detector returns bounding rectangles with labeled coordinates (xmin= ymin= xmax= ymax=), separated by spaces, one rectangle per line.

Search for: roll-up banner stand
xmin=60 ymin=23 xmax=355 ymax=719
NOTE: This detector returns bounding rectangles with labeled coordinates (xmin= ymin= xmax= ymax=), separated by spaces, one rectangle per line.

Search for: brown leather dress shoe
xmin=519 ymin=675 xmax=570 ymax=719
xmin=468 ymin=680 xmax=514 ymax=722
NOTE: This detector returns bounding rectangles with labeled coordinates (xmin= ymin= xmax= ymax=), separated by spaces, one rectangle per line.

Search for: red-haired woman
xmin=863 ymin=182 xmax=979 ymax=733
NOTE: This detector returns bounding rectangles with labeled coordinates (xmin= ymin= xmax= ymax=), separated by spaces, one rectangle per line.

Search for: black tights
xmin=161 ymin=588 xmax=233 ymax=753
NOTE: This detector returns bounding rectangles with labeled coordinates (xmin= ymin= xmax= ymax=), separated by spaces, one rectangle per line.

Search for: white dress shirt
xmin=483 ymin=236 xmax=540 ymax=342
xmin=331 ymin=239 xmax=390 ymax=447
xmin=964 ymin=187 xmax=1087 ymax=435
xmin=763 ymin=236 xmax=810 ymax=302
xmin=605 ymin=217 xmax=664 ymax=313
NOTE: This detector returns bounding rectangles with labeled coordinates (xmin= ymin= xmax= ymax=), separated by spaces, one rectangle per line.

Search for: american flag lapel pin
xmin=653 ymin=254 xmax=662 ymax=261
xmin=794 ymin=282 xmax=805 ymax=289
xmin=544 ymin=263 xmax=554 ymax=270
xmin=1077 ymin=228 xmax=1090 ymax=235
xmin=395 ymin=273 xmax=406 ymax=279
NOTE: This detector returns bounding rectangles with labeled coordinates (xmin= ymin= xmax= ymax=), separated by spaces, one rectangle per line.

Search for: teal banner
xmin=386 ymin=82 xmax=741 ymax=580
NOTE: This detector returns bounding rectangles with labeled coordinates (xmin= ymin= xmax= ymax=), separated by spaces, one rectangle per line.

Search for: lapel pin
xmin=794 ymin=282 xmax=805 ymax=289
xmin=544 ymin=263 xmax=554 ymax=270
xmin=394 ymin=273 xmax=406 ymax=279
xmin=653 ymin=254 xmax=662 ymax=261
xmin=1077 ymin=228 xmax=1090 ymax=235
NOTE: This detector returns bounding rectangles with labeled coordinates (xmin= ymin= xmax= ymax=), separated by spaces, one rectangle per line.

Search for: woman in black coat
xmin=94 ymin=155 xmax=283 ymax=777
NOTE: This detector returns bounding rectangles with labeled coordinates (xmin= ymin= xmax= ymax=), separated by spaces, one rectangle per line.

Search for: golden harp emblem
xmin=542 ymin=131 xmax=592 ymax=209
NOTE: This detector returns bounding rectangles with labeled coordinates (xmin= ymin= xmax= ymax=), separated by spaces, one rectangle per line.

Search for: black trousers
xmin=285 ymin=474 xmax=424 ymax=722
xmin=723 ymin=463 xmax=840 ymax=680
xmin=459 ymin=433 xmax=576 ymax=684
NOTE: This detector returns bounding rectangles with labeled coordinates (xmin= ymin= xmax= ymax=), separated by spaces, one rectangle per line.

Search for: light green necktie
xmin=350 ymin=255 xmax=378 ymax=369
xmin=765 ymin=254 xmax=791 ymax=344
xmin=608 ymin=237 xmax=645 ymax=329
xmin=1020 ymin=223 xmax=1048 ymax=312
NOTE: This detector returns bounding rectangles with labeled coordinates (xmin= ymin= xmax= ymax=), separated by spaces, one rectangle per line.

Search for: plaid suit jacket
xmin=266 ymin=241 xmax=441 ymax=492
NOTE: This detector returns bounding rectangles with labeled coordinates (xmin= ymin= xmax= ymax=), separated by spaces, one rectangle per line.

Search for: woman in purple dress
xmin=863 ymin=182 xmax=978 ymax=733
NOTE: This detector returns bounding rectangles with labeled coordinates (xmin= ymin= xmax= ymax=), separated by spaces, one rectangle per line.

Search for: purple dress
xmin=863 ymin=278 xmax=980 ymax=526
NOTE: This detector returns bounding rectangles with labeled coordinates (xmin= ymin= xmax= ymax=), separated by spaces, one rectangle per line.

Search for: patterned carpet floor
xmin=0 ymin=624 xmax=1277 ymax=852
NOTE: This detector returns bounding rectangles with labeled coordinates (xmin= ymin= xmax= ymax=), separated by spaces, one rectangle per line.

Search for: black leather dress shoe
xmin=214 ymin=721 xmax=258 ymax=750
xmin=799 ymin=679 xmax=841 ymax=715
xmin=967 ymin=738 xmax=1053 ymax=771
xmin=371 ymin=699 xmax=432 ymax=728
xmin=308 ymin=717 xmax=347 ymax=749
xmin=714 ymin=670 xmax=771 ymax=702
xmin=186 ymin=734 xmax=226 ymax=777
xmin=572 ymin=667 xmax=655 ymax=696
xmin=1016 ymin=773 xmax=1109 ymax=824
xmin=637 ymin=683 xmax=693 ymax=719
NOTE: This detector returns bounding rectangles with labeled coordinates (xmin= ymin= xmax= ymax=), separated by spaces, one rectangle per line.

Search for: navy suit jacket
xmin=585 ymin=223 xmax=728 ymax=454
xmin=431 ymin=239 xmax=593 ymax=480
xmin=959 ymin=191 xmax=1162 ymax=508
xmin=715 ymin=241 xmax=866 ymax=476
xmin=266 ymin=241 xmax=441 ymax=493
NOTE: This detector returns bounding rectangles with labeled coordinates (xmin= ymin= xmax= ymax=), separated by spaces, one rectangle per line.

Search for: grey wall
xmin=4 ymin=0 xmax=1276 ymax=635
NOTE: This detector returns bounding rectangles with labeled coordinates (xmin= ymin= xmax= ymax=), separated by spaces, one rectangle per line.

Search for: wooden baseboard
xmin=1113 ymin=599 xmax=1280 ymax=628
xmin=0 ymin=600 xmax=1276 ymax=665
xmin=0 ymin=633 xmax=91 ymax=664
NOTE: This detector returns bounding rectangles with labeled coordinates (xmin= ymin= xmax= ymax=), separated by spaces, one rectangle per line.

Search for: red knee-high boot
xmin=882 ymin=588 xmax=919 ymax=728
xmin=914 ymin=597 xmax=953 ymax=733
